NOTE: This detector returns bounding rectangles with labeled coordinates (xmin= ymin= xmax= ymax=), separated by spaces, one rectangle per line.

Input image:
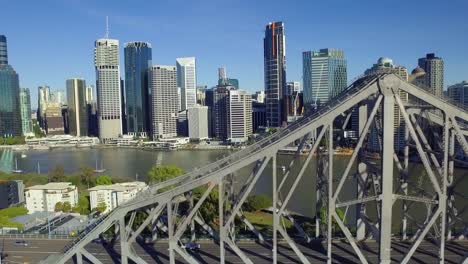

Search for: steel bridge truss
xmin=42 ymin=74 xmax=468 ymax=264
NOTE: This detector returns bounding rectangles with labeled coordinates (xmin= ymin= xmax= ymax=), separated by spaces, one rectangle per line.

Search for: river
xmin=1 ymin=147 xmax=467 ymax=232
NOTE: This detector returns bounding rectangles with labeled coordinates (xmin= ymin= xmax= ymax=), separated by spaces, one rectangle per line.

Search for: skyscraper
xmin=176 ymin=57 xmax=197 ymax=111
xmin=212 ymin=85 xmax=233 ymax=140
xmin=303 ymin=48 xmax=347 ymax=112
xmin=418 ymin=53 xmax=444 ymax=97
xmin=150 ymin=65 xmax=179 ymax=139
xmin=19 ymin=88 xmax=32 ymax=135
xmin=218 ymin=66 xmax=227 ymax=81
xmin=66 ymin=78 xmax=88 ymax=136
xmin=227 ymin=90 xmax=252 ymax=143
xmin=448 ymin=81 xmax=468 ymax=109
xmin=196 ymin=85 xmax=207 ymax=105
xmin=286 ymin=81 xmax=301 ymax=95
xmin=187 ymin=105 xmax=209 ymax=141
xmin=0 ymin=35 xmax=21 ymax=137
xmin=217 ymin=66 xmax=239 ymax=89
xmin=50 ymin=90 xmax=66 ymax=106
xmin=0 ymin=35 xmax=8 ymax=65
xmin=85 ymin=85 xmax=94 ymax=103
xmin=95 ymin=37 xmax=122 ymax=141
xmin=37 ymin=85 xmax=50 ymax=128
xmin=365 ymin=57 xmax=408 ymax=152
xmin=264 ymin=22 xmax=286 ymax=127
xmin=124 ymin=41 xmax=152 ymax=138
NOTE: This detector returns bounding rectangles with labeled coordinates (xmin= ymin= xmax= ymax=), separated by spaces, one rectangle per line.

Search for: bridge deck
xmin=3 ymin=238 xmax=468 ymax=264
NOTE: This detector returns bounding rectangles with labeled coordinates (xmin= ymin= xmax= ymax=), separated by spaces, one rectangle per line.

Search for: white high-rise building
xmin=365 ymin=57 xmax=409 ymax=152
xmin=150 ymin=65 xmax=179 ymax=139
xmin=188 ymin=105 xmax=209 ymax=141
xmin=67 ymin=78 xmax=88 ymax=137
xmin=86 ymin=85 xmax=94 ymax=103
xmin=227 ymin=90 xmax=252 ymax=143
xmin=176 ymin=57 xmax=197 ymax=110
xmin=25 ymin=182 xmax=78 ymax=213
xmin=95 ymin=38 xmax=122 ymax=141
xmin=448 ymin=81 xmax=468 ymax=109
xmin=88 ymin=182 xmax=147 ymax=213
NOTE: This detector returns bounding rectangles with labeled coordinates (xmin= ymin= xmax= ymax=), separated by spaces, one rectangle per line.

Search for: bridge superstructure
xmin=41 ymin=73 xmax=468 ymax=264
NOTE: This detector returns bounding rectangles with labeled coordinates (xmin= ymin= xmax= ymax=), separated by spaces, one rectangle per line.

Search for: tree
xmin=94 ymin=201 xmax=107 ymax=213
xmin=96 ymin=175 xmax=112 ymax=186
xmin=54 ymin=202 xmax=63 ymax=212
xmin=319 ymin=207 xmax=345 ymax=234
xmin=32 ymin=121 xmax=46 ymax=138
xmin=73 ymin=195 xmax=90 ymax=215
xmin=79 ymin=166 xmax=94 ymax=188
xmin=147 ymin=165 xmax=184 ymax=183
xmin=62 ymin=202 xmax=72 ymax=213
xmin=49 ymin=165 xmax=65 ymax=182
xmin=243 ymin=195 xmax=272 ymax=212
xmin=193 ymin=186 xmax=219 ymax=224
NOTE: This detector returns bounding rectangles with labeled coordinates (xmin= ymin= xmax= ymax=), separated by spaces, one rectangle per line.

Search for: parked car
xmin=14 ymin=240 xmax=28 ymax=247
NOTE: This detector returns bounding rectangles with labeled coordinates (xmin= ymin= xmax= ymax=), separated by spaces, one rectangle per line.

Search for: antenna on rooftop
xmin=105 ymin=16 xmax=110 ymax=38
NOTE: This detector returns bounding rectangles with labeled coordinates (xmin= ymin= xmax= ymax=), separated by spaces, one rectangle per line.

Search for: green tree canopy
xmin=0 ymin=136 xmax=25 ymax=145
xmin=147 ymin=165 xmax=185 ymax=183
xmin=49 ymin=165 xmax=66 ymax=182
xmin=94 ymin=201 xmax=107 ymax=213
xmin=33 ymin=121 xmax=46 ymax=138
xmin=73 ymin=195 xmax=90 ymax=215
xmin=79 ymin=166 xmax=95 ymax=188
xmin=96 ymin=175 xmax=112 ymax=186
xmin=54 ymin=202 xmax=64 ymax=212
xmin=242 ymin=195 xmax=272 ymax=212
xmin=62 ymin=201 xmax=72 ymax=213
xmin=193 ymin=185 xmax=219 ymax=224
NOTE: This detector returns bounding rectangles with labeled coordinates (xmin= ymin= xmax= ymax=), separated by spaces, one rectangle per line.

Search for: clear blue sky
xmin=3 ymin=0 xmax=468 ymax=109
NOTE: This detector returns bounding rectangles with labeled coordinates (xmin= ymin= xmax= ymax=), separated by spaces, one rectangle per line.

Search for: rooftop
xmin=27 ymin=182 xmax=75 ymax=190
xmin=88 ymin=181 xmax=147 ymax=192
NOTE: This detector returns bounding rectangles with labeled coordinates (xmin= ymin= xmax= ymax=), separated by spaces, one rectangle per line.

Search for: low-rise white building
xmin=88 ymin=182 xmax=148 ymax=213
xmin=25 ymin=182 xmax=78 ymax=213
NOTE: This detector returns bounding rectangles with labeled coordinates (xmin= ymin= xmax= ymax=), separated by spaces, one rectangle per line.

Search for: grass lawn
xmin=244 ymin=211 xmax=293 ymax=229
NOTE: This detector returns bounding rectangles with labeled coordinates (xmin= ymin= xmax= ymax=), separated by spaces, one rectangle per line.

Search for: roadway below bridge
xmin=1 ymin=237 xmax=468 ymax=263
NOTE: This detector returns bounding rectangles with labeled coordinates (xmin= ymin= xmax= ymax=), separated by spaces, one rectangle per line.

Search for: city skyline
xmin=2 ymin=0 xmax=468 ymax=109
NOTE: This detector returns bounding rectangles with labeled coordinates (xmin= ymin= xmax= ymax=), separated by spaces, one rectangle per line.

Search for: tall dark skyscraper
xmin=0 ymin=35 xmax=22 ymax=137
xmin=124 ymin=42 xmax=152 ymax=138
xmin=264 ymin=22 xmax=287 ymax=127
xmin=0 ymin=35 xmax=8 ymax=65
xmin=66 ymin=78 xmax=88 ymax=136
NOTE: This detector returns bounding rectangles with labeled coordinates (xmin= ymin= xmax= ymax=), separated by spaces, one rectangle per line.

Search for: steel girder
xmin=40 ymin=73 xmax=468 ymax=264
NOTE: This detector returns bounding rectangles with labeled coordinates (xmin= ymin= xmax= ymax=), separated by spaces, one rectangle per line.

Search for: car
xmin=181 ymin=242 xmax=201 ymax=251
xmin=14 ymin=240 xmax=28 ymax=247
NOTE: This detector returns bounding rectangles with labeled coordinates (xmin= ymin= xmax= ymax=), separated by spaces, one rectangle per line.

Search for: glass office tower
xmin=0 ymin=35 xmax=21 ymax=137
xmin=303 ymin=48 xmax=347 ymax=112
xmin=124 ymin=42 xmax=152 ymax=138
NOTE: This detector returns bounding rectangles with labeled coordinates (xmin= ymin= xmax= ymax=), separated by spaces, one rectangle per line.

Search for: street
xmin=1 ymin=237 xmax=468 ymax=263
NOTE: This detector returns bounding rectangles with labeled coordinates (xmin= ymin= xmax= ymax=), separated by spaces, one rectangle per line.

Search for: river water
xmin=1 ymin=147 xmax=467 ymax=232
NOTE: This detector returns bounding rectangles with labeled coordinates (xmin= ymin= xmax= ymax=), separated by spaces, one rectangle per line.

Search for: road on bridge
xmin=1 ymin=238 xmax=468 ymax=263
